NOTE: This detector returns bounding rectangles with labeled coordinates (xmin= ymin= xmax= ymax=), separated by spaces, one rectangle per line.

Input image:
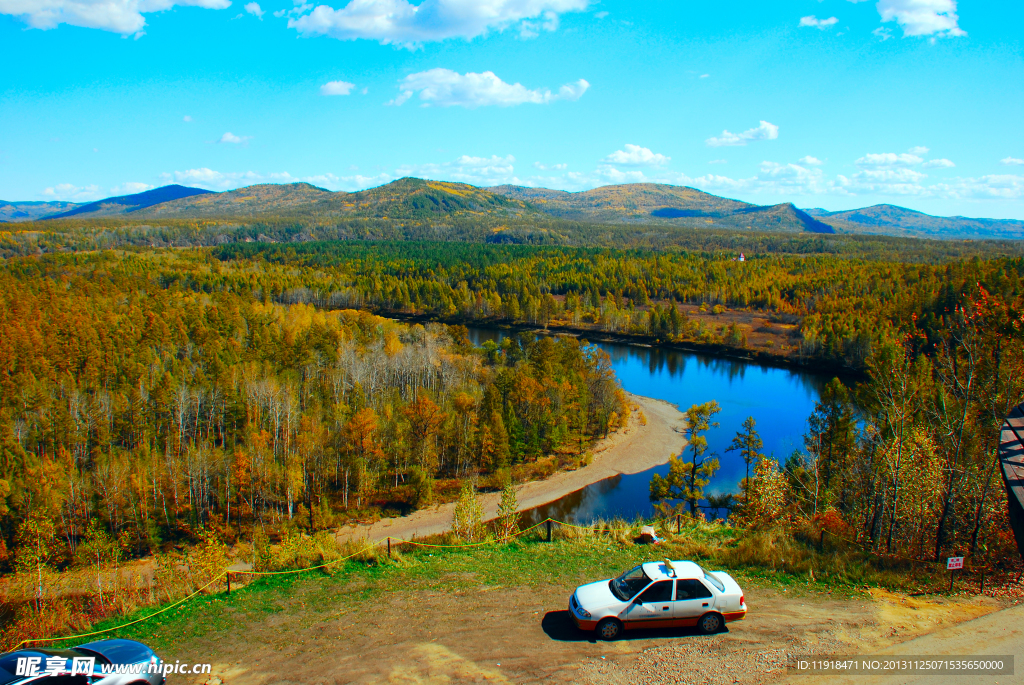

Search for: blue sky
xmin=2 ymin=0 xmax=1023 ymax=219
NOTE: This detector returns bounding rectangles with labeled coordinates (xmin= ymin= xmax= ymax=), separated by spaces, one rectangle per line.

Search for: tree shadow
xmin=541 ymin=611 xmax=730 ymax=643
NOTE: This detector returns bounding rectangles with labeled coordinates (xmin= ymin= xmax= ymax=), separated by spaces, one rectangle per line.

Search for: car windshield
xmin=610 ymin=565 xmax=651 ymax=601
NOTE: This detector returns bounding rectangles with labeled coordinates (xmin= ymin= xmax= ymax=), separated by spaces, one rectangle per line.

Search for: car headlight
xmin=573 ymin=598 xmax=591 ymax=618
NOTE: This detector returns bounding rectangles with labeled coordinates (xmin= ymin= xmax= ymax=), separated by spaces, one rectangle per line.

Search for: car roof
xmin=642 ymin=560 xmax=704 ymax=581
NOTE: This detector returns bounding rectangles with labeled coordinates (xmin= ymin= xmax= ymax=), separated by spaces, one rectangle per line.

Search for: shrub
xmin=408 ymin=466 xmax=434 ymax=509
xmin=495 ymin=481 xmax=520 ymax=542
xmin=451 ymin=483 xmax=487 ymax=543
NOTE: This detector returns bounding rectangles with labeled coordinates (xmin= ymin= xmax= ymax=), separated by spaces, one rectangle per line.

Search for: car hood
xmin=75 ymin=639 xmax=155 ymax=665
xmin=575 ymin=580 xmax=621 ymax=611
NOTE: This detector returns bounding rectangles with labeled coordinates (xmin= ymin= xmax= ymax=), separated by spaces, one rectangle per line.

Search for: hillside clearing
xmin=93 ymin=532 xmax=1014 ymax=685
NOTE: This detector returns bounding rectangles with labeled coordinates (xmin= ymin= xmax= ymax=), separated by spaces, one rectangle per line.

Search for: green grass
xmin=81 ymin=520 xmax=936 ymax=651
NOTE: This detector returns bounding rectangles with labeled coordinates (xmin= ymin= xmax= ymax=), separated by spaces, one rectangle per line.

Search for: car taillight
xmin=740 ymin=594 xmax=744 ymax=606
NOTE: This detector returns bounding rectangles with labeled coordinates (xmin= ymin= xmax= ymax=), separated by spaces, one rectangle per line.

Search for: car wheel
xmin=698 ymin=612 xmax=723 ymax=634
xmin=597 ymin=617 xmax=622 ymax=640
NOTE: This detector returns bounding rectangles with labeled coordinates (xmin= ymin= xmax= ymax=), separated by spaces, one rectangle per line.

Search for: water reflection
xmin=464 ymin=326 xmax=831 ymax=524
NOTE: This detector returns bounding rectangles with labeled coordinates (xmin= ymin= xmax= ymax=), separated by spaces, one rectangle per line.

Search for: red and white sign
xmin=947 ymin=556 xmax=964 ymax=570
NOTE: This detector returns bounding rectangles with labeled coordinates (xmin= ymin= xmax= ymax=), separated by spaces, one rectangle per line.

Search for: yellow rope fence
xmin=11 ymin=517 xmax=577 ymax=651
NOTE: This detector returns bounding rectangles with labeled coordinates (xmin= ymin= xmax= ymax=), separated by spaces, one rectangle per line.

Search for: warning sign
xmin=947 ymin=557 xmax=964 ymax=570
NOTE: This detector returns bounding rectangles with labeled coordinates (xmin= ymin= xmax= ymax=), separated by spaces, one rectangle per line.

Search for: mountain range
xmin=3 ymin=179 xmax=1022 ymax=241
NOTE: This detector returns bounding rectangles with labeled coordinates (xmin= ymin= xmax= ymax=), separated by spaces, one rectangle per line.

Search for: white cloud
xmin=467 ymin=151 xmax=1024 ymax=205
xmin=321 ymin=80 xmax=355 ymax=95
xmin=602 ymin=144 xmax=669 ymax=166
xmin=799 ymin=156 xmax=823 ymax=165
xmin=799 ymin=15 xmax=838 ymax=29
xmin=855 ymin=152 xmax=923 ymax=167
xmin=1001 ymin=157 xmax=1024 ymax=166
xmin=923 ymin=158 xmax=955 ymax=168
xmin=287 ymin=0 xmax=589 ymax=47
xmin=163 ymin=168 xmax=298 ymax=190
xmin=170 ymin=168 xmax=393 ymax=192
xmin=708 ymin=159 xmax=727 ymax=164
xmin=594 ymin=10 xmax=607 ymax=18
xmin=41 ymin=183 xmax=102 ymax=201
xmin=934 ymin=175 xmax=1024 ymax=200
xmin=876 ymin=0 xmax=965 ymax=38
xmin=390 ymin=69 xmax=588 ymax=108
xmin=533 ymin=162 xmax=567 ymax=170
xmin=244 ymin=1 xmax=263 ymax=18
xmin=396 ymin=154 xmax=519 ymax=186
xmin=183 ymin=115 xmax=193 ymax=122
xmin=218 ymin=132 xmax=250 ymax=144
xmin=706 ymin=120 xmax=779 ymax=147
xmin=872 ymin=26 xmax=893 ymax=40
xmin=518 ymin=9 xmax=558 ymax=38
xmin=908 ymin=146 xmax=930 ymax=154
xmin=0 ymin=0 xmax=230 ymax=35
xmin=852 ymin=168 xmax=928 ymax=183
xmin=299 ymin=172 xmax=394 ymax=191
xmin=699 ymin=74 xmax=709 ymax=79
xmin=111 ymin=182 xmax=154 ymax=194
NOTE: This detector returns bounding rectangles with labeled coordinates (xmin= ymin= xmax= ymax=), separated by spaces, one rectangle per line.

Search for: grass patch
xmin=76 ymin=519 xmax=956 ymax=652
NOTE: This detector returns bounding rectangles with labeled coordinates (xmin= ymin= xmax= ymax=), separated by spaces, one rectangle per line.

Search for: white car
xmin=569 ymin=560 xmax=747 ymax=640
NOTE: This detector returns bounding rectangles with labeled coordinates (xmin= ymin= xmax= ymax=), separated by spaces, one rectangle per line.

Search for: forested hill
xmin=806 ymin=204 xmax=1024 ymax=240
xmin=137 ymin=178 xmax=532 ymax=221
xmin=0 ymin=200 xmax=81 ymax=222
xmin=8 ymin=177 xmax=1022 ymax=240
xmin=488 ymin=183 xmax=834 ymax=234
xmin=45 ymin=184 xmax=214 ymax=219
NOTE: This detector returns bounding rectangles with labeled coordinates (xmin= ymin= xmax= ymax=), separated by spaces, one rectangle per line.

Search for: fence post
xmin=547 ymin=519 xmax=552 ymax=543
xmin=676 ymin=514 xmax=680 ymax=534
xmin=226 ymin=572 xmax=231 ymax=596
xmin=388 ymin=537 xmax=392 ymax=558
xmin=950 ymin=568 xmax=955 ymax=593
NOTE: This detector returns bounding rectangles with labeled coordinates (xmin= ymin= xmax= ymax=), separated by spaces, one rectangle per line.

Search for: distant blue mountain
xmin=45 ymin=184 xmax=214 ymax=219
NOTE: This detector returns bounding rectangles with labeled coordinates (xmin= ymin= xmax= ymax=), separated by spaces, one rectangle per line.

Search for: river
xmin=465 ymin=327 xmax=832 ymax=524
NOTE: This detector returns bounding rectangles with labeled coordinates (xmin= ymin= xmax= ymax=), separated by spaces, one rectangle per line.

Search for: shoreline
xmin=374 ymin=309 xmax=862 ymax=381
xmin=336 ymin=392 xmax=688 ymax=544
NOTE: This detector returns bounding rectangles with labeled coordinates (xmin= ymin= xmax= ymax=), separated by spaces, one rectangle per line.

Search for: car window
xmin=636 ymin=580 xmax=673 ymax=603
xmin=610 ymin=565 xmax=652 ymax=601
xmin=675 ymin=579 xmax=713 ymax=600
xmin=703 ymin=571 xmax=726 ymax=592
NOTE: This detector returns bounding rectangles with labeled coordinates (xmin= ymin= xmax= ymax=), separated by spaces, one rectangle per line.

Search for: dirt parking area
xmin=165 ymin=575 xmax=1008 ymax=685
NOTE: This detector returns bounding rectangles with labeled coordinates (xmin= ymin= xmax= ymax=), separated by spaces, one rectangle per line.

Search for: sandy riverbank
xmin=337 ymin=393 xmax=687 ymax=544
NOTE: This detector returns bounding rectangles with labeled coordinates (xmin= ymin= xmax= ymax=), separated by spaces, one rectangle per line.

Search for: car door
xmin=621 ymin=580 xmax=675 ymax=628
xmin=672 ymin=578 xmax=715 ymax=627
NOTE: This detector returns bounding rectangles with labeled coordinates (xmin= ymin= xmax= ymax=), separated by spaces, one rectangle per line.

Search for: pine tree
xmin=727 ymin=416 xmax=764 ymax=495
xmin=650 ymin=400 xmax=722 ymax=516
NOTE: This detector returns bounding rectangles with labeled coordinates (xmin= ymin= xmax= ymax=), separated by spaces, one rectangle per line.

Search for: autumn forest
xmin=0 ymin=217 xmax=1023 ymax=645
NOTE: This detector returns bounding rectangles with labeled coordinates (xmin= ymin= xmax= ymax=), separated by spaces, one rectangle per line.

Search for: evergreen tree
xmin=727 ymin=416 xmax=764 ymax=494
xmin=650 ymin=400 xmax=722 ymax=515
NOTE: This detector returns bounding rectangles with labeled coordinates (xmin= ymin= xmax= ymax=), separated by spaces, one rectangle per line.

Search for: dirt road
xmin=167 ymin=571 xmax=1011 ymax=685
xmin=337 ymin=393 xmax=687 ymax=544
xmin=774 ymin=602 xmax=1024 ymax=685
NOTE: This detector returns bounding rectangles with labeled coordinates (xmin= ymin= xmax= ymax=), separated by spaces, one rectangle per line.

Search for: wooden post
xmin=387 ymin=537 xmax=392 ymax=558
xmin=226 ymin=572 xmax=231 ymax=596
xmin=676 ymin=514 xmax=680 ymax=534
xmin=546 ymin=519 xmax=552 ymax=543
xmin=980 ymin=571 xmax=985 ymax=595
xmin=950 ymin=569 xmax=955 ymax=592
